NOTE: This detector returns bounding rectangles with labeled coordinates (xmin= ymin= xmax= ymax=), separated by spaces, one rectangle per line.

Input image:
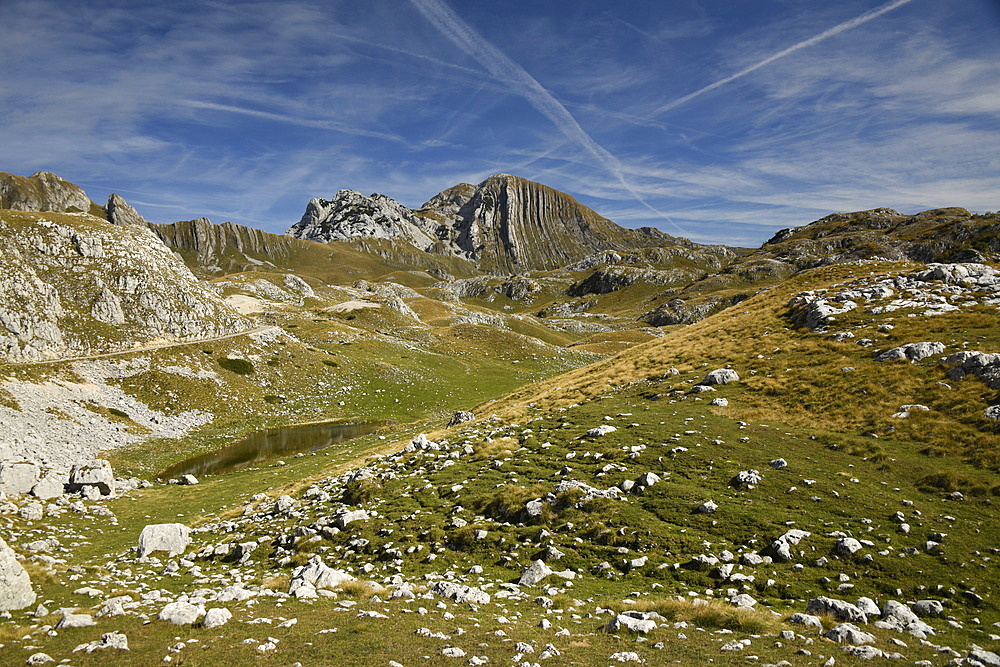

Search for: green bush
xmin=217 ymin=357 xmax=255 ymax=375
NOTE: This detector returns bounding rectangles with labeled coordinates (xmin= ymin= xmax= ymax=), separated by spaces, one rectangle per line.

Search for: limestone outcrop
xmin=0 ymin=170 xmax=92 ymax=214
xmin=0 ymin=210 xmax=251 ymax=362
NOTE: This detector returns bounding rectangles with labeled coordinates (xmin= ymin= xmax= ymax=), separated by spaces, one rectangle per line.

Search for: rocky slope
xmin=0 ymin=210 xmax=252 ymax=362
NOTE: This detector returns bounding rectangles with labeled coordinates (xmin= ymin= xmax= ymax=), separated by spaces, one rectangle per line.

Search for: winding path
xmin=11 ymin=325 xmax=281 ymax=366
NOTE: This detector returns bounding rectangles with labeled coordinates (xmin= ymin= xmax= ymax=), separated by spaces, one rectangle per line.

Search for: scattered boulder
xmin=56 ymin=612 xmax=96 ymax=628
xmin=709 ymin=397 xmax=729 ymax=407
xmin=203 ymin=607 xmax=232 ymax=629
xmin=606 ymin=611 xmax=658 ymax=634
xmin=731 ymin=469 xmax=762 ymax=489
xmin=0 ymin=460 xmax=40 ymax=495
xmin=68 ymin=459 xmax=115 ymax=496
xmin=289 ymin=556 xmax=354 ymax=597
xmin=158 ymin=600 xmax=204 ymax=626
xmin=806 ymin=596 xmax=868 ymax=623
xmin=695 ymin=500 xmax=718 ymax=514
xmin=788 ymin=613 xmax=823 ymax=631
xmin=834 ymin=537 xmax=864 ymax=555
xmin=448 ymin=411 xmax=475 ymax=427
xmin=31 ymin=470 xmax=67 ymax=500
xmin=703 ymin=368 xmax=739 ymax=385
xmin=137 ymin=523 xmax=192 ymax=558
xmin=72 ymin=631 xmax=129 ymax=653
xmin=825 ymin=623 xmax=877 ymax=645
xmin=585 ymin=425 xmax=617 ymax=437
xmin=875 ymin=341 xmax=944 ymax=363
xmin=769 ymin=458 xmax=788 ymax=469
xmin=518 ymin=560 xmax=553 ymax=586
xmin=430 ymin=581 xmax=490 ymax=605
xmin=179 ymin=474 xmax=199 ymax=485
xmin=0 ymin=536 xmax=35 ymax=611
xmin=912 ymin=599 xmax=944 ymax=617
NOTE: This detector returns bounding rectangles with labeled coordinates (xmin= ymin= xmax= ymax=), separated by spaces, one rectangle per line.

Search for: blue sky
xmin=2 ymin=0 xmax=998 ymax=246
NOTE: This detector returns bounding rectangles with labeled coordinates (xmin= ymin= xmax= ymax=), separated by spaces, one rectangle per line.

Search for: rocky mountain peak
xmin=0 ymin=170 xmax=92 ymax=214
xmin=106 ymin=193 xmax=147 ymax=227
xmin=289 ymin=173 xmax=714 ymax=273
xmin=286 ymin=189 xmax=441 ymax=251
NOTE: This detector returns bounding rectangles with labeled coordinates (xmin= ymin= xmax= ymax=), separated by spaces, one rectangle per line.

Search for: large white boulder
xmin=0 ymin=460 xmax=40 ymax=495
xmin=137 ymin=523 xmax=191 ymax=558
xmin=0 ymin=536 xmax=35 ymax=610
xmin=69 ymin=459 xmax=115 ymax=496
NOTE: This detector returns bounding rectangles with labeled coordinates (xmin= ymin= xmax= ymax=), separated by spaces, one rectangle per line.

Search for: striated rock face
xmin=287 ymin=190 xmax=442 ymax=251
xmin=106 ymin=194 xmax=147 ymax=227
xmin=287 ymin=174 xmax=736 ymax=273
xmin=150 ymin=217 xmax=305 ymax=275
xmin=0 ymin=170 xmax=92 ymax=214
xmin=0 ymin=210 xmax=251 ymax=362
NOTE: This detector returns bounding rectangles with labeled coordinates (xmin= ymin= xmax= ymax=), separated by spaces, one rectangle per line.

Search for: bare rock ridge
xmin=106 ymin=193 xmax=147 ymax=227
xmin=0 ymin=170 xmax=93 ymax=214
xmin=287 ymin=173 xmax=727 ymax=273
xmin=760 ymin=207 xmax=1000 ymax=267
xmin=288 ymin=189 xmax=443 ymax=252
xmin=148 ymin=216 xmax=305 ymax=275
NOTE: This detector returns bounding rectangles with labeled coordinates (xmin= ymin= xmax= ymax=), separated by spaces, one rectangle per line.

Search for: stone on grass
xmin=769 ymin=458 xmax=787 ymax=469
xmin=695 ymin=500 xmax=718 ymax=514
xmin=137 ymin=523 xmax=191 ymax=558
xmin=607 ymin=612 xmax=658 ymax=634
xmin=825 ymin=623 xmax=877 ymax=645
xmin=913 ymin=599 xmax=943 ymax=617
xmin=289 ymin=556 xmax=354 ymax=597
xmin=841 ymin=645 xmax=883 ymax=659
xmin=72 ymin=631 xmax=129 ymax=653
xmin=875 ymin=342 xmax=944 ymax=363
xmin=430 ymin=581 xmax=490 ymax=605
xmin=179 ymin=474 xmax=198 ymax=485
xmin=985 ymin=405 xmax=1000 ymax=421
xmin=68 ymin=459 xmax=114 ymax=496
xmin=704 ymin=368 xmax=739 ymax=385
xmin=203 ymin=607 xmax=232 ymax=629
xmin=448 ymin=411 xmax=475 ymax=426
xmin=26 ymin=654 xmax=54 ymax=665
xmin=0 ymin=537 xmax=36 ymax=611
xmin=56 ymin=612 xmax=96 ymax=628
xmin=0 ymin=460 xmax=40 ymax=495
xmin=335 ymin=509 xmax=369 ymax=529
xmin=834 ymin=537 xmax=864 ymax=555
xmin=806 ymin=596 xmax=868 ymax=623
xmin=731 ymin=469 xmax=762 ymax=489
xmin=519 ymin=560 xmax=553 ymax=586
xmin=788 ymin=613 xmax=823 ymax=631
xmin=158 ymin=600 xmax=204 ymax=625
xmin=709 ymin=397 xmax=729 ymax=407
xmin=585 ymin=425 xmax=617 ymax=437
xmin=31 ymin=471 xmax=66 ymax=500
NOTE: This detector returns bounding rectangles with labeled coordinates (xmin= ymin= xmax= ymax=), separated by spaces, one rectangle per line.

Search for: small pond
xmin=159 ymin=421 xmax=378 ymax=479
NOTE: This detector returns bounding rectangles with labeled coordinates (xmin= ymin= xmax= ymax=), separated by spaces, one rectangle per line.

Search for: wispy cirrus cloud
xmin=654 ymin=0 xmax=916 ymax=114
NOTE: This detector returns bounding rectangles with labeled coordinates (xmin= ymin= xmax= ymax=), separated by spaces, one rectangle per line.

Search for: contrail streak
xmin=409 ymin=0 xmax=688 ymax=234
xmin=182 ymin=100 xmax=404 ymax=142
xmin=655 ymin=0 xmax=915 ymax=114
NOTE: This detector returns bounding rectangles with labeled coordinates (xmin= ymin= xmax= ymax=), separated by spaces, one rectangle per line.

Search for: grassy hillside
xmin=2 ymin=259 xmax=996 ymax=665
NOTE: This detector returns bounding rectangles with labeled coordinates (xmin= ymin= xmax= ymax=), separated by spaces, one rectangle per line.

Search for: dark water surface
xmin=159 ymin=421 xmax=378 ymax=479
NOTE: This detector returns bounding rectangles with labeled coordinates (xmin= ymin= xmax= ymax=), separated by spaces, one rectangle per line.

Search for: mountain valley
xmin=0 ymin=169 xmax=998 ymax=667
